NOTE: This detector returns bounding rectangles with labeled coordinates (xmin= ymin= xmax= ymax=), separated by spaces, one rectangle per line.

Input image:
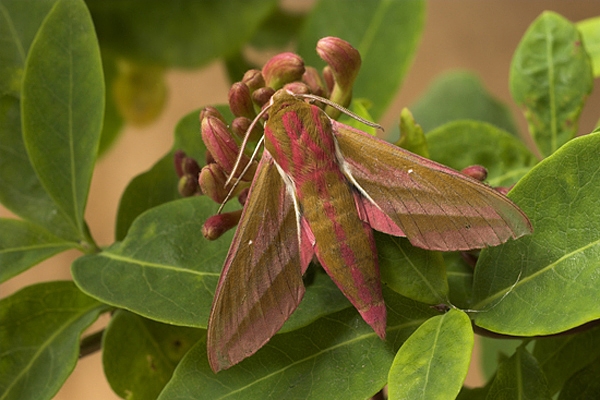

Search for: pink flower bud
xmin=198 ymin=164 xmax=230 ymax=203
xmin=283 ymin=82 xmax=311 ymax=96
xmin=322 ymin=66 xmax=335 ymax=93
xmin=200 ymin=106 xmax=226 ymax=124
xmin=202 ymin=210 xmax=243 ymax=240
xmin=461 ymin=165 xmax=488 ymax=182
xmin=228 ymin=82 xmax=256 ymax=119
xmin=252 ymin=86 xmax=276 ymax=108
xmin=302 ymin=66 xmax=327 ymax=97
xmin=201 ymin=116 xmax=243 ymax=176
xmin=262 ymin=52 xmax=305 ymax=89
xmin=316 ymin=37 xmax=361 ymax=91
xmin=494 ymin=186 xmax=510 ymax=196
xmin=242 ymin=69 xmax=265 ymax=92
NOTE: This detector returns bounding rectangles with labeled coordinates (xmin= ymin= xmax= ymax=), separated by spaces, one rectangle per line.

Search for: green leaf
xmin=103 ymin=310 xmax=204 ymax=400
xmin=0 ymin=0 xmax=79 ymax=240
xmin=472 ymin=132 xmax=600 ymax=335
xmin=444 ymin=252 xmax=474 ymax=309
xmin=510 ymin=11 xmax=593 ymax=157
xmin=86 ymin=0 xmax=277 ymax=68
xmin=533 ymin=324 xmax=600 ymax=395
xmin=298 ymin=0 xmax=425 ymax=120
xmin=411 ymin=71 xmax=519 ymax=135
xmin=0 ymin=281 xmax=107 ymax=400
xmin=158 ymin=288 xmax=438 ymax=400
xmin=279 ymin=269 xmax=351 ymax=333
xmin=74 ymin=196 xmax=227 ymax=328
xmin=21 ymin=0 xmax=104 ymax=238
xmin=577 ymin=16 xmax=600 ymax=77
xmin=387 ymin=309 xmax=473 ymax=400
xmin=478 ymin=336 xmax=522 ymax=382
xmin=377 ymin=232 xmax=448 ymax=305
xmin=427 ymin=120 xmax=537 ymax=188
xmin=115 ymin=106 xmax=215 ymax=240
xmin=486 ymin=346 xmax=551 ymax=400
xmin=249 ymin=4 xmax=305 ymax=49
xmin=558 ymin=355 xmax=600 ymax=400
xmin=0 ymin=218 xmax=74 ymax=283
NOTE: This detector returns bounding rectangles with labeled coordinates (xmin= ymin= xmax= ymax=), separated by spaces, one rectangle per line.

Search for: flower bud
xmin=317 ymin=37 xmax=361 ymax=115
xmin=198 ymin=164 xmax=230 ymax=203
xmin=262 ymin=52 xmax=305 ymax=89
xmin=174 ymin=150 xmax=187 ymax=178
xmin=494 ymin=186 xmax=510 ymax=196
xmin=461 ymin=165 xmax=488 ymax=182
xmin=252 ymin=86 xmax=276 ymax=108
xmin=201 ymin=116 xmax=243 ymax=177
xmin=242 ymin=69 xmax=265 ymax=92
xmin=302 ymin=66 xmax=327 ymax=97
xmin=322 ymin=66 xmax=335 ymax=93
xmin=200 ymin=106 xmax=226 ymax=124
xmin=202 ymin=210 xmax=243 ymax=240
xmin=316 ymin=37 xmax=361 ymax=91
xmin=182 ymin=157 xmax=201 ymax=177
xmin=283 ymin=82 xmax=311 ymax=96
xmin=228 ymin=82 xmax=256 ymax=119
xmin=178 ymin=174 xmax=200 ymax=197
xmin=231 ymin=116 xmax=263 ymax=142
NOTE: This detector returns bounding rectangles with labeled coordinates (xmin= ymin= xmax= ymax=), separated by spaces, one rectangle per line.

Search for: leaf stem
xmin=79 ymin=329 xmax=104 ymax=358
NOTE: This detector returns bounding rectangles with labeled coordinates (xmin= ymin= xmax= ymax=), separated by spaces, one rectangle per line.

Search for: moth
xmin=206 ymin=89 xmax=532 ymax=372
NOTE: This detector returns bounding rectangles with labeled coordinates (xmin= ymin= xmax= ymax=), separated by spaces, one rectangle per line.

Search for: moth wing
xmin=207 ymin=151 xmax=307 ymax=372
xmin=333 ymin=121 xmax=532 ymax=251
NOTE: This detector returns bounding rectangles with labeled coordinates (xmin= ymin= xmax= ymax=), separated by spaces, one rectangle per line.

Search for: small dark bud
xmin=178 ymin=174 xmax=200 ymax=197
xmin=174 ymin=150 xmax=187 ymax=178
xmin=182 ymin=157 xmax=201 ymax=177
xmin=252 ymin=86 xmax=276 ymax=108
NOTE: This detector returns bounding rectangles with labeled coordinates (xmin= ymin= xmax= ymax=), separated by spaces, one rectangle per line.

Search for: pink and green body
xmin=207 ymin=90 xmax=532 ymax=372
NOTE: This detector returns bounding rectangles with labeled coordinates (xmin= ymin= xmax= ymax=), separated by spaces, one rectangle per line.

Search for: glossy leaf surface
xmin=21 ymin=0 xmax=103 ymax=237
xmin=472 ymin=132 xmax=600 ymax=334
xmin=486 ymin=347 xmax=551 ymax=400
xmin=0 ymin=281 xmax=106 ymax=400
xmin=388 ymin=309 xmax=473 ymax=400
xmin=0 ymin=0 xmax=78 ymax=240
xmin=103 ymin=310 xmax=204 ymax=400
xmin=0 ymin=218 xmax=74 ymax=283
xmin=159 ymin=289 xmax=438 ymax=400
xmin=427 ymin=120 xmax=537 ymax=188
xmin=510 ymin=11 xmax=593 ymax=157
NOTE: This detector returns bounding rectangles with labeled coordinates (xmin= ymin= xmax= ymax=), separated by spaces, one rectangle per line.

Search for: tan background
xmin=2 ymin=1 xmax=600 ymax=398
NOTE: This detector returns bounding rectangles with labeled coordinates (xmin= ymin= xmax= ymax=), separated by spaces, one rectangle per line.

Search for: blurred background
xmin=2 ymin=1 xmax=600 ymax=398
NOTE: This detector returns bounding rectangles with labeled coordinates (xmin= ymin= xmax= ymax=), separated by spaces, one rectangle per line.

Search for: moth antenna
xmin=297 ymin=93 xmax=384 ymax=131
xmin=461 ymin=268 xmax=524 ymax=314
xmin=225 ymin=101 xmax=273 ymax=187
xmin=217 ymin=135 xmax=265 ymax=215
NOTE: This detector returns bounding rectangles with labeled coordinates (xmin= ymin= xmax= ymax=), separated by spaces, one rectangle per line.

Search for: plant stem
xmin=79 ymin=329 xmax=104 ymax=358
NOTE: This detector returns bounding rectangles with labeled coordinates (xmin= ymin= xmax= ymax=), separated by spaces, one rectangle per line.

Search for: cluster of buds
xmin=175 ymin=37 xmax=363 ymax=240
